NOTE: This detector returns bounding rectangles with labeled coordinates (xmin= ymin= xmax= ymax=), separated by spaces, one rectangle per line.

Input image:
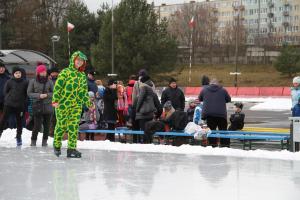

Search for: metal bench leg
xmin=243 ymin=140 xmax=246 ymax=150
xmin=249 ymin=141 xmax=252 ymax=150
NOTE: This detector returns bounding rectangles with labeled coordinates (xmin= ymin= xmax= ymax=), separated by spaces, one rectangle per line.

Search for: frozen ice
xmin=0 ymin=147 xmax=300 ymax=200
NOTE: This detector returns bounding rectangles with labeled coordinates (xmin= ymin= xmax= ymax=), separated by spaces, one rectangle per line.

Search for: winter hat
xmin=87 ymin=70 xmax=96 ymax=76
xmin=12 ymin=66 xmax=22 ymax=75
xmin=169 ymin=77 xmax=177 ymax=84
xmin=88 ymin=91 xmax=95 ymax=98
xmin=36 ymin=64 xmax=47 ymax=74
xmin=188 ymin=99 xmax=196 ymax=105
xmin=293 ymin=76 xmax=300 ymax=84
xmin=140 ymin=75 xmax=150 ymax=83
xmin=234 ymin=102 xmax=243 ymax=110
xmin=138 ymin=69 xmax=148 ymax=77
xmin=49 ymin=67 xmax=59 ymax=73
xmin=201 ymin=75 xmax=210 ymax=86
xmin=107 ymin=79 xmax=116 ymax=86
xmin=163 ymin=100 xmax=173 ymax=110
xmin=0 ymin=61 xmax=5 ymax=68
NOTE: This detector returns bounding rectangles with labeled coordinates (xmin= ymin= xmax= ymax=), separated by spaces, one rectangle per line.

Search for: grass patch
xmin=154 ymin=64 xmax=292 ymax=87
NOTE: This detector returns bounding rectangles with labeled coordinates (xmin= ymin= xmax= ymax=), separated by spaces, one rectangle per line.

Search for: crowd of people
xmin=0 ymin=51 xmax=247 ymax=158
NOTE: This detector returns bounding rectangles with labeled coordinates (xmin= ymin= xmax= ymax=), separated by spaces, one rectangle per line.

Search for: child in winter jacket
xmin=292 ymin=98 xmax=300 ymax=117
xmin=193 ymin=101 xmax=203 ymax=125
xmin=116 ymin=81 xmax=128 ymax=127
xmin=0 ymin=67 xmax=28 ymax=146
xmin=187 ymin=99 xmax=196 ymax=122
xmin=80 ymin=91 xmax=100 ymax=140
xmin=228 ymin=102 xmax=245 ymax=131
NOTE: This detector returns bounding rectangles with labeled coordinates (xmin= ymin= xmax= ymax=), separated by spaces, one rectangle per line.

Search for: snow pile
xmin=1 ymin=129 xmax=299 ymax=161
xmin=186 ymin=96 xmax=292 ymax=111
xmin=249 ymin=98 xmax=291 ymax=111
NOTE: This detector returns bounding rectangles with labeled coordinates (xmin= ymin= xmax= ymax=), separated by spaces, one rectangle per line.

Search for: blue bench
xmin=209 ymin=130 xmax=290 ymax=150
xmin=79 ymin=129 xmax=290 ymax=150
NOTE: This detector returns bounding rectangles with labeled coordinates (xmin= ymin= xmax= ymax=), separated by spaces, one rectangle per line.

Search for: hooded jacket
xmin=4 ymin=77 xmax=28 ymax=109
xmin=199 ymin=84 xmax=231 ymax=119
xmin=52 ymin=51 xmax=91 ymax=108
xmin=135 ymin=80 xmax=162 ymax=120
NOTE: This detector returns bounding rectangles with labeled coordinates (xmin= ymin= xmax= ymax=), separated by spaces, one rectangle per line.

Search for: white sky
xmin=83 ymin=0 xmax=205 ymax=13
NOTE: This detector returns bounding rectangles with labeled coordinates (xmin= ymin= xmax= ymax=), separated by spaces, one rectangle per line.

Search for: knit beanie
xmin=0 ymin=61 xmax=5 ymax=68
xmin=88 ymin=91 xmax=95 ymax=98
xmin=107 ymin=79 xmax=116 ymax=86
xmin=138 ymin=69 xmax=148 ymax=77
xmin=12 ymin=66 xmax=22 ymax=75
xmin=163 ymin=100 xmax=173 ymax=110
xmin=169 ymin=77 xmax=177 ymax=84
xmin=293 ymin=76 xmax=300 ymax=84
xmin=36 ymin=64 xmax=47 ymax=74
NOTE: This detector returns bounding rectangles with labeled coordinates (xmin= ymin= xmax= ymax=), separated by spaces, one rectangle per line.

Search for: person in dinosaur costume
xmin=52 ymin=51 xmax=91 ymax=158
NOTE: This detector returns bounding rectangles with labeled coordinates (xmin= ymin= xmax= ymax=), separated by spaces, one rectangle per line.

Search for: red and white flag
xmin=67 ymin=22 xmax=75 ymax=32
xmin=189 ymin=16 xmax=195 ymax=28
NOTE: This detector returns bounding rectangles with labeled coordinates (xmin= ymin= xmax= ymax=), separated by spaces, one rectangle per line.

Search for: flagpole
xmin=189 ymin=27 xmax=193 ymax=83
xmin=68 ymin=31 xmax=70 ymax=58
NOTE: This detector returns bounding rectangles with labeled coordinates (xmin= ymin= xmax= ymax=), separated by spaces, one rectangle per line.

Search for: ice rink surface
xmin=1 ymin=147 xmax=300 ymax=200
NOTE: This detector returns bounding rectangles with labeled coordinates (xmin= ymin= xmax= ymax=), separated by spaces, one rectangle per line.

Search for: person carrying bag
xmin=27 ymin=64 xmax=54 ymax=147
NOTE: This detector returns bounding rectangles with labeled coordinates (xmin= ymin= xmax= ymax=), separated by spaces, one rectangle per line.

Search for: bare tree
xmin=167 ymin=2 xmax=219 ymax=64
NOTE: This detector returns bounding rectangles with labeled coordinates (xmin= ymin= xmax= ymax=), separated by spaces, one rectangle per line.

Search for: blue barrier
xmin=79 ymin=129 xmax=290 ymax=150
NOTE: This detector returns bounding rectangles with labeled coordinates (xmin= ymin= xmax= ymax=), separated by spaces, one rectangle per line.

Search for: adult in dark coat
xmin=135 ymin=75 xmax=162 ymax=133
xmin=0 ymin=67 xmax=28 ymax=146
xmin=0 ymin=62 xmax=10 ymax=116
xmin=198 ymin=78 xmax=231 ymax=147
xmin=161 ymin=78 xmax=185 ymax=111
xmin=27 ymin=64 xmax=54 ymax=147
xmin=87 ymin=70 xmax=98 ymax=94
xmin=103 ymin=79 xmax=118 ymax=141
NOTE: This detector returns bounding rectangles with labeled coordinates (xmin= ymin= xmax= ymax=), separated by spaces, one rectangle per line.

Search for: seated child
xmin=228 ymin=102 xmax=245 ymax=131
xmin=80 ymin=91 xmax=100 ymax=140
xmin=187 ymin=99 xmax=196 ymax=122
xmin=193 ymin=100 xmax=202 ymax=125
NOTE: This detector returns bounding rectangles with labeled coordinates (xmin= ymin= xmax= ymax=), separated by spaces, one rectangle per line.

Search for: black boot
xmin=67 ymin=149 xmax=82 ymax=158
xmin=42 ymin=139 xmax=48 ymax=147
xmin=54 ymin=147 xmax=61 ymax=157
xmin=30 ymin=140 xmax=36 ymax=147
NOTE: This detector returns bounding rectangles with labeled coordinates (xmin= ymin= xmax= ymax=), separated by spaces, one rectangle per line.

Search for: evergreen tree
xmin=274 ymin=45 xmax=300 ymax=77
xmin=91 ymin=0 xmax=178 ymax=79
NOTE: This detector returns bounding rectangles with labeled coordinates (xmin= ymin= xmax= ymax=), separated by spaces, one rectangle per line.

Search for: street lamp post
xmin=232 ymin=1 xmax=244 ymax=87
xmin=108 ymin=0 xmax=117 ymax=77
xmin=51 ymin=35 xmax=60 ymax=61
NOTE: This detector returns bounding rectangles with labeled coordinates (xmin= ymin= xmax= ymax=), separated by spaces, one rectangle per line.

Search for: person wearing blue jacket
xmin=198 ymin=78 xmax=231 ymax=147
xmin=292 ymin=98 xmax=300 ymax=117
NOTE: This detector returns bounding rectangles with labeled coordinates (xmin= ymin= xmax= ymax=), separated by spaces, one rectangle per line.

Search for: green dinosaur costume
xmin=52 ymin=51 xmax=91 ymax=149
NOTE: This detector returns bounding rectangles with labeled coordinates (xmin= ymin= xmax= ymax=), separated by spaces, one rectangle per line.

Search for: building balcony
xmin=283 ymin=11 xmax=289 ymax=16
xmin=282 ymin=22 xmax=289 ymax=28
xmin=267 ymin=13 xmax=274 ymax=18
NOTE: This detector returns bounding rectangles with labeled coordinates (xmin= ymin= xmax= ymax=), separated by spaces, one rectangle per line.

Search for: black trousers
xmin=106 ymin=123 xmax=115 ymax=142
xmin=138 ymin=118 xmax=153 ymax=144
xmin=31 ymin=114 xmax=51 ymax=141
xmin=206 ymin=116 xmax=229 ymax=147
xmin=0 ymin=106 xmax=23 ymax=139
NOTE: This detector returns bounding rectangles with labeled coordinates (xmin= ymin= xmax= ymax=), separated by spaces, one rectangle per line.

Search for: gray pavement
xmin=227 ymin=102 xmax=291 ymax=128
xmin=0 ymin=147 xmax=300 ymax=200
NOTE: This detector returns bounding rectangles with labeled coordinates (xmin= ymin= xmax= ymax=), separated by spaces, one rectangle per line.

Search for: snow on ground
xmin=1 ymin=128 xmax=299 ymax=161
xmin=186 ymin=96 xmax=292 ymax=111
